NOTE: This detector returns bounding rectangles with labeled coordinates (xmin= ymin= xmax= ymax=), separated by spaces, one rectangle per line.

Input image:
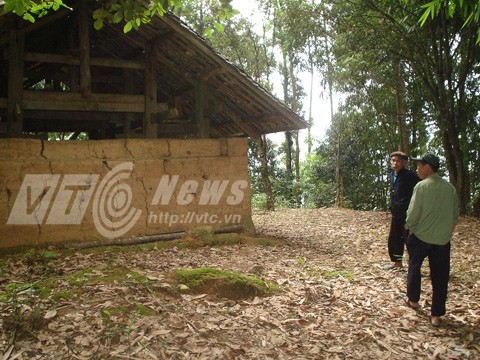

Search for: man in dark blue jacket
xmin=385 ymin=151 xmax=419 ymax=269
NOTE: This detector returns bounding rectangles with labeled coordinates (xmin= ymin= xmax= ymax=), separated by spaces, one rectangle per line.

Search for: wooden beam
xmin=23 ymin=118 xmax=112 ymax=132
xmin=78 ymin=0 xmax=91 ymax=97
xmin=200 ymin=66 xmax=227 ymax=82
xmin=21 ymin=90 xmax=168 ymax=113
xmin=157 ymin=123 xmax=197 ymax=135
xmin=195 ymin=81 xmax=209 ymax=138
xmin=151 ymin=32 xmax=176 ymax=45
xmin=23 ymin=52 xmax=145 ymax=70
xmin=123 ymin=69 xmax=135 ymax=137
xmin=160 ymin=14 xmax=307 ymax=131
xmin=196 ymin=84 xmax=261 ymax=142
xmin=228 ymin=114 xmax=261 ymax=143
xmin=7 ymin=30 xmax=24 ymax=137
xmin=144 ymin=43 xmax=157 ymax=138
xmin=23 ymin=110 xmax=124 ymax=121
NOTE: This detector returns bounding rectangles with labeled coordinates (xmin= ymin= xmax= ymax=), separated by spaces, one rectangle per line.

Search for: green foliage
xmin=300 ymin=152 xmax=335 ymax=208
xmin=2 ymin=0 xmax=71 ymax=23
xmin=23 ymin=249 xmax=61 ymax=260
xmin=248 ymin=138 xmax=285 ymax=206
xmin=251 ymin=192 xmax=269 ymax=210
xmin=315 ymin=104 xmax=395 ymax=211
xmin=2 ymin=0 xmax=236 ymax=36
xmin=297 ymin=255 xmax=305 ymax=267
xmin=419 ymin=0 xmax=480 ymax=43
xmin=318 ymin=0 xmax=479 ymax=214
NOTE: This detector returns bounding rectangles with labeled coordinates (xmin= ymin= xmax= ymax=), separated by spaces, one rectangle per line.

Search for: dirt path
xmin=1 ymin=208 xmax=479 ymax=359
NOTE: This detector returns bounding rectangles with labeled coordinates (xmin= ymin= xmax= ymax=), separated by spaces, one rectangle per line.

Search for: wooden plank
xmin=195 ymin=81 xmax=209 ymax=138
xmin=228 ymin=114 xmax=261 ymax=143
xmin=23 ymin=52 xmax=145 ymax=69
xmin=201 ymin=66 xmax=227 ymax=82
xmin=23 ymin=118 xmax=109 ymax=132
xmin=161 ymin=15 xmax=307 ymax=131
xmin=123 ymin=69 xmax=135 ymax=136
xmin=7 ymin=30 xmax=24 ymax=137
xmin=144 ymin=43 xmax=157 ymax=138
xmin=157 ymin=123 xmax=197 ymax=134
xmin=23 ymin=110 xmax=124 ymax=121
xmin=78 ymin=0 xmax=91 ymax=97
xmin=21 ymin=90 xmax=150 ymax=112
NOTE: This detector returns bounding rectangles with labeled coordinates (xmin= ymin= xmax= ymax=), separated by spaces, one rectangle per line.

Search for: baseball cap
xmin=390 ymin=151 xmax=408 ymax=160
xmin=411 ymin=152 xmax=440 ymax=169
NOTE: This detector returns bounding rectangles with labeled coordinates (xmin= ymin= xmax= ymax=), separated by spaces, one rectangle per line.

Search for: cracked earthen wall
xmin=0 ymin=138 xmax=253 ymax=249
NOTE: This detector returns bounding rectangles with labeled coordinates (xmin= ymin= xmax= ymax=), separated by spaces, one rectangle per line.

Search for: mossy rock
xmin=172 ymin=267 xmax=279 ymax=300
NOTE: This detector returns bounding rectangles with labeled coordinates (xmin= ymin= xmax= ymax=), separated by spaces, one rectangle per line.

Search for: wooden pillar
xmin=144 ymin=42 xmax=157 ymax=138
xmin=7 ymin=30 xmax=24 ymax=137
xmin=123 ymin=69 xmax=134 ymax=137
xmin=195 ymin=81 xmax=209 ymax=138
xmin=69 ymin=21 xmax=80 ymax=93
xmin=78 ymin=0 xmax=91 ymax=97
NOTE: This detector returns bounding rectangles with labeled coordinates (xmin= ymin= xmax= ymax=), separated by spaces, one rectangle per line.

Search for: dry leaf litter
xmin=0 ymin=208 xmax=479 ymax=359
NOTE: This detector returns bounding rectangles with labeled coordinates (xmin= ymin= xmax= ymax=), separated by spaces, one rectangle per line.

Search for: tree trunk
xmin=258 ymin=136 xmax=275 ymax=211
xmin=394 ymin=59 xmax=409 ymax=153
xmin=281 ymin=51 xmax=293 ymax=204
xmin=405 ymin=11 xmax=472 ymax=215
xmin=288 ymin=54 xmax=301 ymax=207
xmin=440 ymin=114 xmax=467 ymax=214
xmin=307 ymin=52 xmax=314 ymax=154
xmin=334 ymin=121 xmax=343 ymax=208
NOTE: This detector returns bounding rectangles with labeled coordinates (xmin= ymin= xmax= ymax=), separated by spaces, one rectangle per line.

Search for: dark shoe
xmin=431 ymin=316 xmax=441 ymax=327
xmin=404 ymin=297 xmax=420 ymax=309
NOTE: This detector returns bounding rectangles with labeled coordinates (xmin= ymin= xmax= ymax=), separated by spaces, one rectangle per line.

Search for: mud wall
xmin=0 ymin=138 xmax=252 ymax=249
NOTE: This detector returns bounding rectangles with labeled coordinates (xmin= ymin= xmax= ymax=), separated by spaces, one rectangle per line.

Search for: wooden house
xmin=0 ymin=0 xmax=307 ymax=249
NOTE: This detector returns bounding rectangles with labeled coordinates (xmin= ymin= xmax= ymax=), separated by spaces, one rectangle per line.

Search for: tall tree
xmin=327 ymin=0 xmax=480 ymax=214
xmin=196 ymin=1 xmax=279 ymax=210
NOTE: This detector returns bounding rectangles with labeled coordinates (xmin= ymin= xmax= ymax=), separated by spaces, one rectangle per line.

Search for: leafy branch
xmin=1 ymin=0 xmax=238 ymax=36
xmin=418 ymin=0 xmax=480 ymax=43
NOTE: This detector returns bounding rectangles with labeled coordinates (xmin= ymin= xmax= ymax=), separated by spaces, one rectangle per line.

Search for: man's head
xmin=411 ymin=152 xmax=440 ymax=179
xmin=390 ymin=151 xmax=409 ymax=174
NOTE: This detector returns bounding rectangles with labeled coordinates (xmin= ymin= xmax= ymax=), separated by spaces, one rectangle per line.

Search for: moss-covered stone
xmin=172 ymin=267 xmax=279 ymax=300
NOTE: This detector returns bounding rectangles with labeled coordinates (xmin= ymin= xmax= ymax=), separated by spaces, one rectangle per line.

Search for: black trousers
xmin=406 ymin=234 xmax=451 ymax=316
xmin=388 ymin=212 xmax=407 ymax=262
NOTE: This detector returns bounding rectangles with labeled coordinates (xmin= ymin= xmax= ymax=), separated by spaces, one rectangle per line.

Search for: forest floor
xmin=1 ymin=208 xmax=479 ymax=359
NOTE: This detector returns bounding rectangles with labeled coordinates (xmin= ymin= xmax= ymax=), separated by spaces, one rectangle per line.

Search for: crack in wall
xmin=124 ymin=140 xmax=134 ymax=159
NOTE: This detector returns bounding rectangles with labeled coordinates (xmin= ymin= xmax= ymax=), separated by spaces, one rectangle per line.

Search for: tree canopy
xmin=1 ymin=0 xmax=238 ymax=35
xmin=419 ymin=0 xmax=480 ymax=43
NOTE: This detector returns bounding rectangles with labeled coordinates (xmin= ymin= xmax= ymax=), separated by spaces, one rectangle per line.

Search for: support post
xmin=7 ymin=30 xmax=24 ymax=137
xmin=144 ymin=43 xmax=157 ymax=138
xmin=195 ymin=81 xmax=209 ymax=138
xmin=79 ymin=0 xmax=91 ymax=97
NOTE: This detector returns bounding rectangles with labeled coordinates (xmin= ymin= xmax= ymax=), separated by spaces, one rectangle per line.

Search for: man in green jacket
xmin=404 ymin=152 xmax=459 ymax=327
